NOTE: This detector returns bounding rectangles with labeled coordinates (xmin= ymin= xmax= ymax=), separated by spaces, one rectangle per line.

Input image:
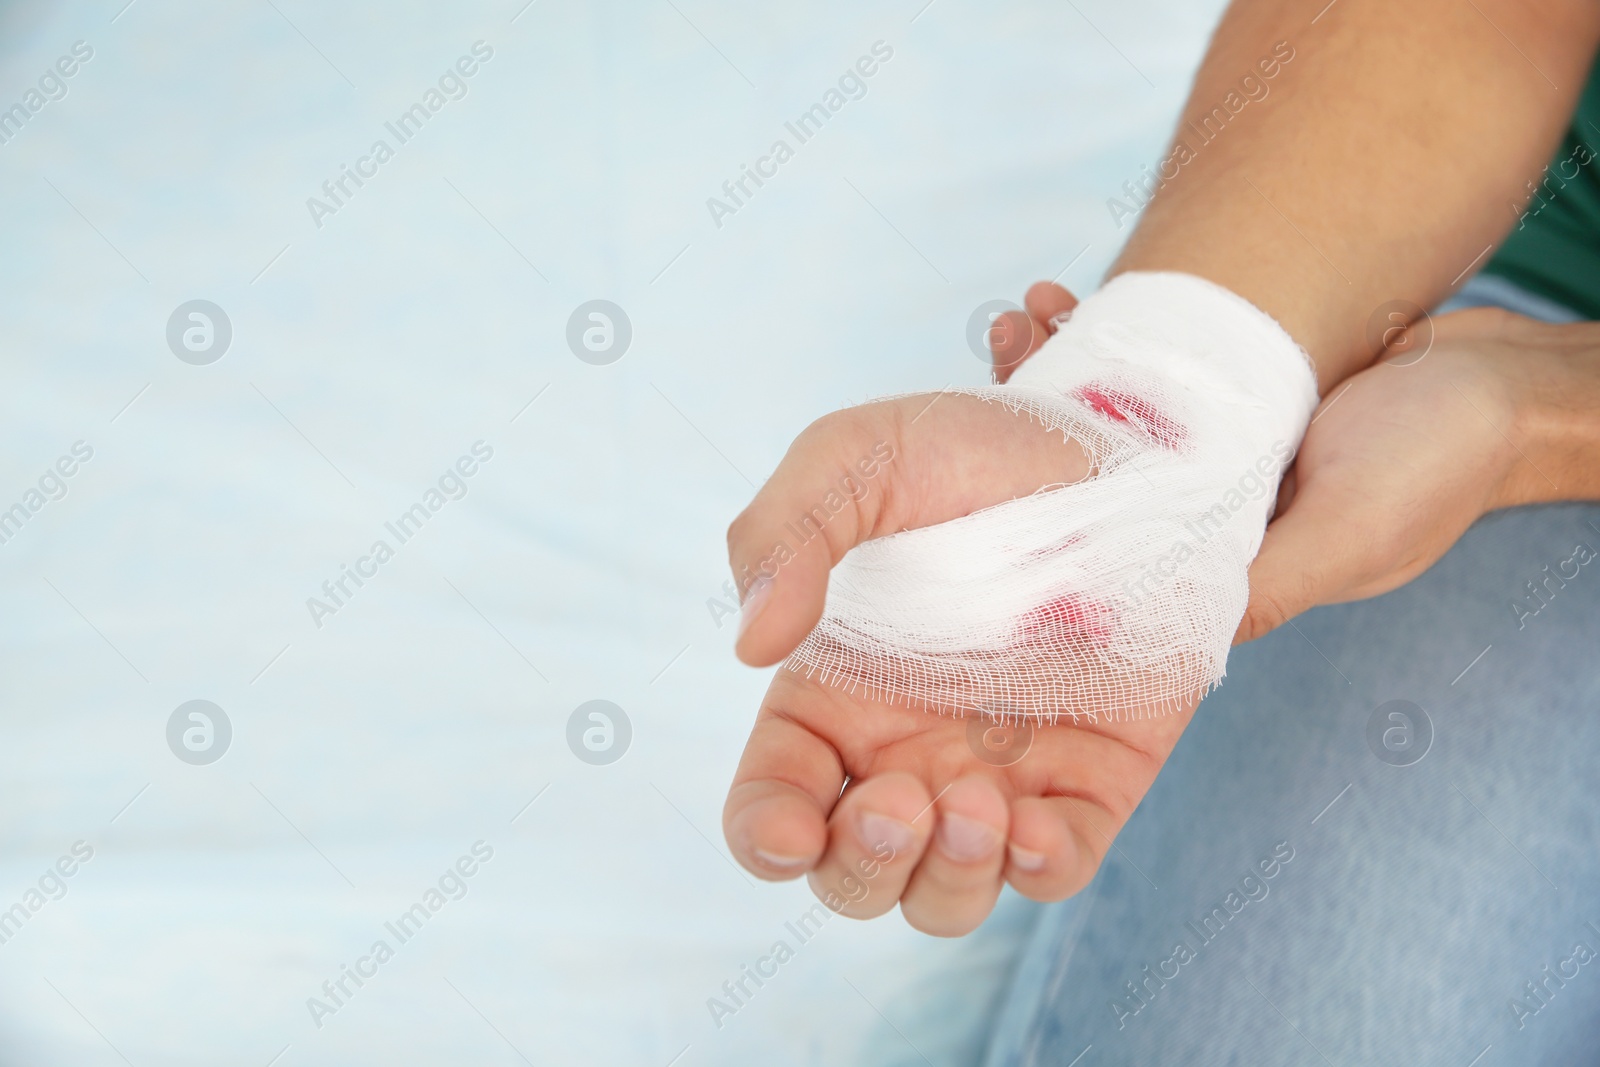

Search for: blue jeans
xmin=986 ymin=281 xmax=1600 ymax=1066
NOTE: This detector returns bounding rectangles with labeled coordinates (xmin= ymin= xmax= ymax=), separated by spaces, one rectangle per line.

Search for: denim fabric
xmin=1436 ymin=273 xmax=1586 ymax=323
xmin=988 ymin=502 xmax=1600 ymax=1067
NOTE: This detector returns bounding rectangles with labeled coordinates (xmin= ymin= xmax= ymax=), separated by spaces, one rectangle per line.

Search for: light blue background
xmin=0 ymin=1 xmax=1227 ymax=1063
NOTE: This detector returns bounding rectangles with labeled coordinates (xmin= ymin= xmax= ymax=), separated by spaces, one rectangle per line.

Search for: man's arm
xmin=1114 ymin=0 xmax=1600 ymax=392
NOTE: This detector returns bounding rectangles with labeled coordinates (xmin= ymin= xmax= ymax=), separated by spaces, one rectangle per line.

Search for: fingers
xmin=990 ymin=310 xmax=1046 ymax=382
xmin=723 ymin=709 xmax=845 ymax=880
xmin=991 ymin=282 xmax=1079 ymax=384
xmin=739 ymin=743 xmax=1127 ymax=925
xmin=1024 ymin=281 xmax=1078 ymax=325
xmin=900 ymin=776 xmax=1010 ymax=936
xmin=812 ymin=778 xmax=1117 ymax=927
xmin=806 ymin=772 xmax=933 ymax=919
xmin=1005 ymin=795 xmax=1105 ymax=902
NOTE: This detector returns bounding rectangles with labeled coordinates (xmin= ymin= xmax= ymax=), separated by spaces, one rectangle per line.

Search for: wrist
xmin=1494 ymin=321 xmax=1600 ymax=509
xmin=1009 ymin=271 xmax=1320 ymax=456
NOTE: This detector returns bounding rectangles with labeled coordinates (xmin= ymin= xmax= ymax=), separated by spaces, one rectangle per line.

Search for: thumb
xmin=1233 ymin=486 xmax=1358 ymax=644
xmin=729 ymin=392 xmax=1093 ymax=666
xmin=728 ymin=409 xmax=901 ymax=667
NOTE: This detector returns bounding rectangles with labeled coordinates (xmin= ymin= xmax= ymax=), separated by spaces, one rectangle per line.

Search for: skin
xmin=722 ymin=0 xmax=1600 ymax=936
xmin=1107 ymin=0 xmax=1600 ymax=391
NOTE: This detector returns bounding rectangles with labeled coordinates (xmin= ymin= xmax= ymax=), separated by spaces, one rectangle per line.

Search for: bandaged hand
xmin=785 ymin=272 xmax=1319 ymax=722
xmin=722 ymin=273 xmax=1320 ymax=934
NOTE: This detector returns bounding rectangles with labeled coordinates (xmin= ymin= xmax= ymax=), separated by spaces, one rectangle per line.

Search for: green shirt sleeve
xmin=1484 ymin=61 xmax=1600 ymax=320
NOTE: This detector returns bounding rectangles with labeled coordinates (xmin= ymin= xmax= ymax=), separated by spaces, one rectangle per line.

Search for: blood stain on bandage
xmin=1074 ymin=385 xmax=1185 ymax=447
xmin=1015 ymin=594 xmax=1111 ymax=649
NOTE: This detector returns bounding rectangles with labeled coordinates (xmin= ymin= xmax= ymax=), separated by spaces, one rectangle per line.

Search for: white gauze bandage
xmin=786 ymin=271 xmax=1320 ymax=723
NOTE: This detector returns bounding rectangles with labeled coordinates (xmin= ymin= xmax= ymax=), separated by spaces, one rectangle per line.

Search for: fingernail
xmin=753 ymin=848 xmax=810 ymax=872
xmin=938 ymin=813 xmax=1001 ymax=863
xmin=737 ymin=576 xmax=773 ymax=639
xmin=1008 ymin=843 xmax=1047 ymax=873
xmin=858 ymin=811 xmax=915 ymax=854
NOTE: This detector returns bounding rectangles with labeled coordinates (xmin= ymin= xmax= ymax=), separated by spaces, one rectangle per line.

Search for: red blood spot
xmin=1074 ymin=385 xmax=1186 ymax=448
xmin=1015 ymin=594 xmax=1111 ymax=649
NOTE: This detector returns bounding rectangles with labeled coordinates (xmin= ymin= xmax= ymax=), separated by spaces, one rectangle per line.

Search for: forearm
xmin=1112 ymin=0 xmax=1600 ymax=393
